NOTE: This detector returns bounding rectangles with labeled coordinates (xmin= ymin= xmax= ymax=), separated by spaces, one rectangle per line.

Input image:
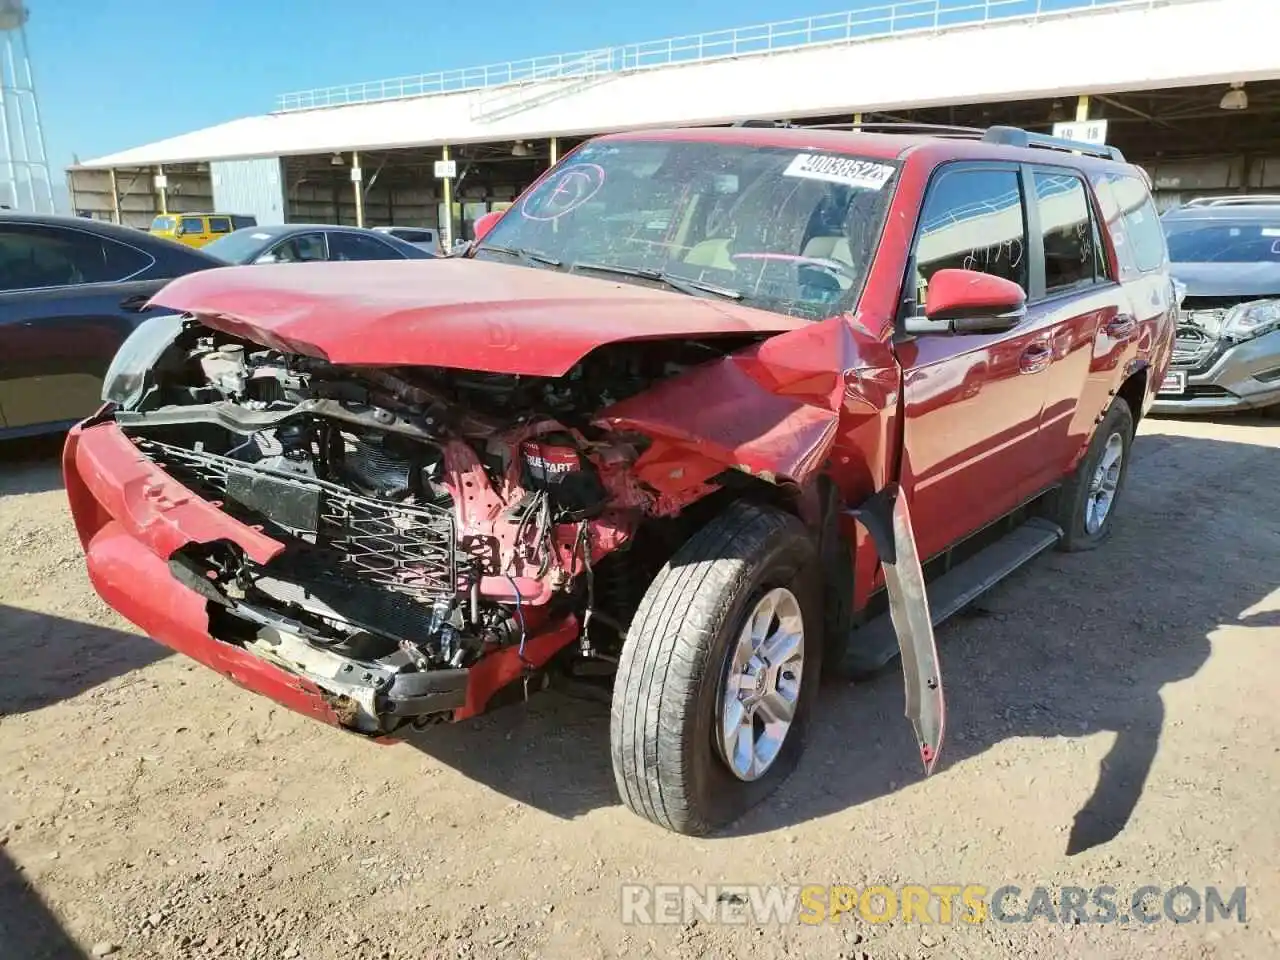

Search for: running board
xmin=840 ymin=516 xmax=1063 ymax=678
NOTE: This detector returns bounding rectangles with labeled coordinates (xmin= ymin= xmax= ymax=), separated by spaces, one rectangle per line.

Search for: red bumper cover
xmin=63 ymin=419 xmax=577 ymax=732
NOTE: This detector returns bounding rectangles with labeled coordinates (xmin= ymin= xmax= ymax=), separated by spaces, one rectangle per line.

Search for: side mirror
xmin=473 ymin=210 xmax=504 ymax=243
xmin=904 ymin=268 xmax=1027 ymax=335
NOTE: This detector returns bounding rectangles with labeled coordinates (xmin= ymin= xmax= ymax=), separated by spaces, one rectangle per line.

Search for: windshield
xmin=474 ymin=138 xmax=900 ymax=320
xmin=201 ymin=228 xmax=276 ymax=264
xmin=1165 ymin=218 xmax=1280 ymax=263
xmin=151 ymin=216 xmax=176 ymax=232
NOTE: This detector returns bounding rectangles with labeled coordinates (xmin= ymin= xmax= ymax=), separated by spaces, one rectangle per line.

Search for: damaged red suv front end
xmin=63 ymin=247 xmax=877 ymax=731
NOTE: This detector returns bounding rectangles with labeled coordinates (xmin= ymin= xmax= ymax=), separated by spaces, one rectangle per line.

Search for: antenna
xmin=0 ymin=0 xmax=55 ymax=213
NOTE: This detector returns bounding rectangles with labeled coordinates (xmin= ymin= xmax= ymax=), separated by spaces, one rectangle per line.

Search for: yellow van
xmin=150 ymin=212 xmax=258 ymax=248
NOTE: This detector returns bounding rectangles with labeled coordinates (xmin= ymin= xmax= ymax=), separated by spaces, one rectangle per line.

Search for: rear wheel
xmin=1052 ymin=397 xmax=1135 ymax=551
xmin=609 ymin=502 xmax=822 ymax=835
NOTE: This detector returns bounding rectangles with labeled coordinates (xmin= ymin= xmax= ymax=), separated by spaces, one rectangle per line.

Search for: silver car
xmin=1151 ymin=196 xmax=1280 ymax=416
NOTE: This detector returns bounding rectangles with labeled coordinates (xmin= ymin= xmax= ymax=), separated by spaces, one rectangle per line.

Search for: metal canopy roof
xmin=79 ymin=0 xmax=1274 ymax=169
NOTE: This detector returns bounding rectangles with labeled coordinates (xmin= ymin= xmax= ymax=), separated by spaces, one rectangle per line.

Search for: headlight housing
xmin=1222 ymin=299 xmax=1280 ymax=342
xmin=101 ymin=313 xmax=188 ymax=409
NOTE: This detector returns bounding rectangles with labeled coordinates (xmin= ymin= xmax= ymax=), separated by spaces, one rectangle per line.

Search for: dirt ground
xmin=1 ymin=413 xmax=1278 ymax=960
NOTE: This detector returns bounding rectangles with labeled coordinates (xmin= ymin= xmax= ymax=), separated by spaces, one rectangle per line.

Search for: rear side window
xmin=0 ymin=223 xmax=154 ymax=291
xmin=329 ymin=232 xmax=403 ymax=260
xmin=1033 ymin=170 xmax=1109 ymax=293
xmin=207 ymin=216 xmax=232 ymax=234
xmin=912 ymin=166 xmax=1027 ymax=305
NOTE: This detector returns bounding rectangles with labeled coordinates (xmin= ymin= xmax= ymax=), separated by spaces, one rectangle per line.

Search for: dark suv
xmin=65 ymin=123 xmax=1175 ymax=836
xmin=1152 ymin=196 xmax=1280 ymax=415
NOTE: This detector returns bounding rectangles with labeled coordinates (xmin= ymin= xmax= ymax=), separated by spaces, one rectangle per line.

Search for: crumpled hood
xmin=148 ymin=258 xmax=807 ymax=377
xmin=1172 ymin=261 xmax=1280 ymax=301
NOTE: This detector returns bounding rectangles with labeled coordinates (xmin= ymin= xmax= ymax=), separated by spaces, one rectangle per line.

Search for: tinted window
xmin=328 ymin=232 xmax=403 ymax=260
xmin=913 ymin=166 xmax=1027 ymax=306
xmin=207 ymin=216 xmax=232 ymax=234
xmin=1034 ymin=171 xmax=1102 ymax=293
xmin=231 ymin=215 xmax=257 ymax=230
xmin=1164 ymin=219 xmax=1280 ymax=263
xmin=0 ymin=223 xmax=154 ymax=291
xmin=178 ymin=217 xmax=206 ymax=236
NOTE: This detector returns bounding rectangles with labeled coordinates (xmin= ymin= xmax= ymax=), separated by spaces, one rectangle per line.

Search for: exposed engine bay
xmin=110 ymin=322 xmax=764 ymax=731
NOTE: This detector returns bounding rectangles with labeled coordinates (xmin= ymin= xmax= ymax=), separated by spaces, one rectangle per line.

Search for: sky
xmin=29 ymin=0 xmax=871 ymax=175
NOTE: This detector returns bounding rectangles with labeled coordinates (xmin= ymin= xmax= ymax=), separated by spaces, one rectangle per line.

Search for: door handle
xmin=119 ymin=294 xmax=152 ymax=312
xmin=1106 ymin=313 xmax=1138 ymax=340
xmin=1019 ymin=342 xmax=1052 ymax=375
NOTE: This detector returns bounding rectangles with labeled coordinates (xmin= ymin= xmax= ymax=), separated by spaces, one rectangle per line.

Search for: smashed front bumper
xmin=62 ymin=418 xmax=576 ymax=736
xmin=1150 ymin=328 xmax=1280 ymax=414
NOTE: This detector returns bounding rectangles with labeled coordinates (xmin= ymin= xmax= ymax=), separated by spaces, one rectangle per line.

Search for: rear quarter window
xmin=1092 ymin=172 xmax=1167 ymax=277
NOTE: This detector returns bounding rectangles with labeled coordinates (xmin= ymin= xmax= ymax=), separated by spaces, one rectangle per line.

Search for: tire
xmin=609 ymin=502 xmax=823 ymax=836
xmin=1052 ymin=397 xmax=1135 ymax=552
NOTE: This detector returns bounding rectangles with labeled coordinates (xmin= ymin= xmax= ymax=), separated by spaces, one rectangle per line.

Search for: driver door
xmin=897 ymin=162 xmax=1055 ymax=561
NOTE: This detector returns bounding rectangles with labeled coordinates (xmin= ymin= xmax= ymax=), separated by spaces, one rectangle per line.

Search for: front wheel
xmin=609 ymin=502 xmax=823 ymax=835
xmin=1051 ymin=397 xmax=1135 ymax=551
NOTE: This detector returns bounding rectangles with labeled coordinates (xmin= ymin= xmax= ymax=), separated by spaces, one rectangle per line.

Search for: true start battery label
xmin=783 ymin=153 xmax=896 ymax=190
xmin=521 ymin=442 xmax=580 ymax=484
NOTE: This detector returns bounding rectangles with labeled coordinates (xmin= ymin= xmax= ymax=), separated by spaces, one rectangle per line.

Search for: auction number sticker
xmin=783 ymin=153 xmax=896 ymax=190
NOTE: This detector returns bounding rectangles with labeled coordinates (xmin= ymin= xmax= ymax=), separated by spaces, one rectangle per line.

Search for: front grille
xmin=133 ymin=437 xmax=456 ymax=600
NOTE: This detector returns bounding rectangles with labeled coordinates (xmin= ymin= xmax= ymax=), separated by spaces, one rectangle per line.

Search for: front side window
xmin=1034 ymin=170 xmax=1105 ymax=293
xmin=0 ymin=223 xmax=153 ymax=291
xmin=269 ymin=232 xmax=327 ymax=263
xmin=911 ymin=166 xmax=1026 ymax=309
xmin=475 ymin=138 xmax=901 ymax=320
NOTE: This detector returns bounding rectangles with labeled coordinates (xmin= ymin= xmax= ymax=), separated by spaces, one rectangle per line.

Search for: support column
xmin=440 ymin=144 xmax=453 ymax=252
xmin=852 ymin=112 xmax=863 ymax=132
xmin=549 ymin=136 xmax=559 ymax=167
xmin=1075 ymin=95 xmax=1090 ymax=122
xmin=155 ymin=165 xmax=168 ymax=215
xmin=109 ymin=168 xmax=121 ymax=224
xmin=352 ymin=150 xmax=365 ymax=227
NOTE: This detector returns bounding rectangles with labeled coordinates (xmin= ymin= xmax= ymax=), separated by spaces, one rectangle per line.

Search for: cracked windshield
xmin=473 ymin=138 xmax=899 ymax=319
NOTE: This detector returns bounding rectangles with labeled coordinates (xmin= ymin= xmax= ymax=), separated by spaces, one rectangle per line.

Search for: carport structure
xmin=67 ymin=0 xmax=1280 ymax=244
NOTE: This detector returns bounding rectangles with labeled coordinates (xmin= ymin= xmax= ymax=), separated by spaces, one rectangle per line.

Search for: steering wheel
xmin=729 ymin=251 xmax=856 ymax=283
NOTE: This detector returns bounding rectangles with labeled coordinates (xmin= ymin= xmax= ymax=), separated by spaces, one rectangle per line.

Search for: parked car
xmin=371 ymin=225 xmax=441 ymax=255
xmin=150 ymin=213 xmax=258 ymax=248
xmin=63 ymin=123 xmax=1175 ymax=836
xmin=200 ymin=224 xmax=435 ymax=265
xmin=0 ymin=212 xmax=223 ymax=440
xmin=1150 ymin=196 xmax=1280 ymax=416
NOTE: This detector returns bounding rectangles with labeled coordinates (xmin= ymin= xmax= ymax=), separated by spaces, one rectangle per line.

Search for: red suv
xmin=63 ymin=123 xmax=1176 ymax=836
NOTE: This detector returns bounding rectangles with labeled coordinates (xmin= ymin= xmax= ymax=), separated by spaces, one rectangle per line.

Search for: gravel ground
xmin=1 ymin=414 xmax=1278 ymax=960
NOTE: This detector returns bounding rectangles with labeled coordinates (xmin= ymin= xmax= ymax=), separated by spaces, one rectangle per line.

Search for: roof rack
xmin=1183 ymin=195 xmax=1280 ymax=208
xmin=981 ymin=125 xmax=1125 ymax=161
xmin=729 ymin=119 xmax=1126 ymax=160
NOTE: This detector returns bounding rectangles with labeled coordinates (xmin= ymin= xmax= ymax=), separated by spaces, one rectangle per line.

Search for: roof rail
xmin=981 ymin=125 xmax=1125 ymax=162
xmin=1184 ymin=194 xmax=1280 ymax=208
xmin=805 ymin=121 xmax=987 ymax=137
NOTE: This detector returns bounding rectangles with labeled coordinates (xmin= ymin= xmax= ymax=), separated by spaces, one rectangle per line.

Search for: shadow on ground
xmin=402 ymin=430 xmax=1280 ymax=854
xmin=0 ymin=849 xmax=88 ymax=960
xmin=0 ymin=434 xmax=67 ymax=497
xmin=0 ymin=605 xmax=168 ymax=716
